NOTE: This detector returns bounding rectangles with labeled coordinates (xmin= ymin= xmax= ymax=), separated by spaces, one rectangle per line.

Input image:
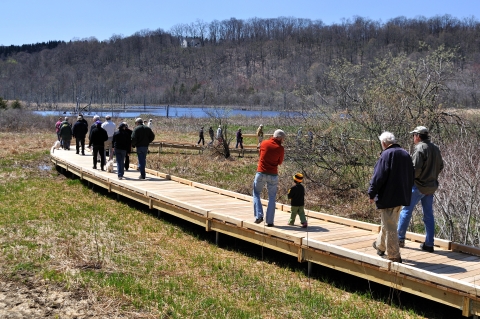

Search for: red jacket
xmin=257 ymin=137 xmax=284 ymax=175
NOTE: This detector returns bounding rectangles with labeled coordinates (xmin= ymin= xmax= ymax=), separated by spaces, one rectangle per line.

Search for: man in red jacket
xmin=253 ymin=129 xmax=286 ymax=227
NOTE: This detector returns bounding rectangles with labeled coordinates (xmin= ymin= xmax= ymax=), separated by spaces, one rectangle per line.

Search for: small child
xmin=287 ymin=173 xmax=307 ymax=228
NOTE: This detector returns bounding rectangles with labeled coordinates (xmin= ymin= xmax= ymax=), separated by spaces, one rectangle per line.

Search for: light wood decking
xmin=51 ymin=147 xmax=480 ymax=317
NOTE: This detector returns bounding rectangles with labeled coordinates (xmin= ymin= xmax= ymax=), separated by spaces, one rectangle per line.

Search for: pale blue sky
xmin=1 ymin=0 xmax=478 ymax=46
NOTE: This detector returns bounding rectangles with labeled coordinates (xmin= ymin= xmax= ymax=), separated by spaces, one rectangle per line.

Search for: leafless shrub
xmin=435 ymin=134 xmax=480 ymax=245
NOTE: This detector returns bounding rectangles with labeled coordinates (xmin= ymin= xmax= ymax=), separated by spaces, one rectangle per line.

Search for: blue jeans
xmin=136 ymin=146 xmax=148 ymax=178
xmin=115 ymin=149 xmax=126 ymax=177
xmin=253 ymin=172 xmax=278 ymax=224
xmin=397 ymin=185 xmax=435 ymax=246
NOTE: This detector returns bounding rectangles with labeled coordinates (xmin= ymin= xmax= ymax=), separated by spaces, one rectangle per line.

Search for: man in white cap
xmin=131 ymin=118 xmax=155 ymax=179
xmin=101 ymin=115 xmax=116 ymax=161
xmin=253 ymin=129 xmax=286 ymax=227
xmin=397 ymin=126 xmax=444 ymax=253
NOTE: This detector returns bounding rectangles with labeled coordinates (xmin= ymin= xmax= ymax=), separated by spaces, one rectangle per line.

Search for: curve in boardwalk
xmin=50 ymin=147 xmax=480 ymax=317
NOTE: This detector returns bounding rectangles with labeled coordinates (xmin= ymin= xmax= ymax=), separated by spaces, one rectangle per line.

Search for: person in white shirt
xmin=101 ymin=115 xmax=116 ymax=161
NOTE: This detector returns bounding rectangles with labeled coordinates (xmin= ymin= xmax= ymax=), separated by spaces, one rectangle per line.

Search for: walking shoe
xmin=372 ymin=241 xmax=385 ymax=256
xmin=301 ymin=222 xmax=308 ymax=228
xmin=399 ymin=240 xmax=405 ymax=248
xmin=266 ymin=223 xmax=274 ymax=227
xmin=138 ymin=175 xmax=145 ymax=179
xmin=287 ymin=222 xmax=294 ymax=226
xmin=92 ymin=166 xmax=97 ymax=169
xmin=420 ymin=242 xmax=434 ymax=253
xmin=118 ymin=176 xmax=123 ymax=180
xmin=254 ymin=218 xmax=264 ymax=224
xmin=382 ymin=255 xmax=402 ymax=263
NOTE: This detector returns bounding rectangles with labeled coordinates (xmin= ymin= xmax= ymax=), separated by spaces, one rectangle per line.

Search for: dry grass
xmin=0 ymin=127 xmax=455 ymax=318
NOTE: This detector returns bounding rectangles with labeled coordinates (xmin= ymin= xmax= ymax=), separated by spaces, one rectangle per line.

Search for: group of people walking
xmin=252 ymin=124 xmax=444 ymax=264
xmin=369 ymin=126 xmax=443 ymax=263
xmin=56 ymin=115 xmax=155 ymax=180
xmin=57 ymin=117 xmax=444 ymax=261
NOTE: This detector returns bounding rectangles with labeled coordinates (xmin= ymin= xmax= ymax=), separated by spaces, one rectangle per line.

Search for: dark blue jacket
xmin=72 ymin=120 xmax=88 ymax=139
xmin=112 ymin=129 xmax=132 ymax=151
xmin=368 ymin=144 xmax=414 ymax=209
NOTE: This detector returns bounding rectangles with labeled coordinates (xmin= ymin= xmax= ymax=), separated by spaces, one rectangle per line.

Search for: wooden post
xmin=216 ymin=231 xmax=220 ymax=245
xmin=308 ymin=261 xmax=312 ymax=277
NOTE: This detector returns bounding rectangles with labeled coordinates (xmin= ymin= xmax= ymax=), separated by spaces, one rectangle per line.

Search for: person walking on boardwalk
xmin=55 ymin=117 xmax=63 ymax=144
xmin=72 ymin=115 xmax=88 ymax=155
xmin=112 ymin=123 xmax=131 ymax=180
xmin=369 ymin=131 xmax=414 ymax=263
xmin=102 ymin=115 xmax=116 ymax=161
xmin=256 ymin=124 xmax=264 ymax=147
xmin=124 ymin=123 xmax=133 ymax=170
xmin=397 ymin=126 xmax=444 ymax=253
xmin=288 ymin=173 xmax=307 ymax=228
xmin=88 ymin=121 xmax=108 ymax=170
xmin=235 ymin=128 xmax=243 ymax=149
xmin=253 ymin=129 xmax=286 ymax=227
xmin=197 ymin=126 xmax=205 ymax=145
xmin=208 ymin=126 xmax=214 ymax=145
xmin=131 ymin=118 xmax=155 ymax=179
xmin=59 ymin=117 xmax=73 ymax=150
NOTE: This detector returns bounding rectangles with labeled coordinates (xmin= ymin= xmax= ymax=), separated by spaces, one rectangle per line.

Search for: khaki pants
xmin=375 ymin=206 xmax=401 ymax=259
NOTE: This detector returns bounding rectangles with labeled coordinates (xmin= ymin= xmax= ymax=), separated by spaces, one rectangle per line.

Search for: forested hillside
xmin=0 ymin=15 xmax=479 ymax=109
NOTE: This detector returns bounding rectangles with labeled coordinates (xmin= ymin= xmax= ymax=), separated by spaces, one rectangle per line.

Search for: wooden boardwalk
xmin=51 ymin=147 xmax=480 ymax=317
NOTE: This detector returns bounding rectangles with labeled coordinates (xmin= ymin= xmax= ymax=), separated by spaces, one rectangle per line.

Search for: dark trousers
xmin=197 ymin=136 xmax=204 ymax=145
xmin=76 ymin=138 xmax=85 ymax=154
xmin=235 ymin=139 xmax=243 ymax=149
xmin=125 ymin=153 xmax=130 ymax=170
xmin=92 ymin=146 xmax=105 ymax=169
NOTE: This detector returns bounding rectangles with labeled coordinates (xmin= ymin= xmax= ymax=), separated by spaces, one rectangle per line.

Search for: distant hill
xmin=0 ymin=40 xmax=65 ymax=57
xmin=0 ymin=15 xmax=479 ymax=110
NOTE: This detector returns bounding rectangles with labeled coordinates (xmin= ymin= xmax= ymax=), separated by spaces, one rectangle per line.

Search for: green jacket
xmin=412 ymin=139 xmax=444 ymax=194
xmin=131 ymin=124 xmax=155 ymax=147
xmin=59 ymin=121 xmax=72 ymax=140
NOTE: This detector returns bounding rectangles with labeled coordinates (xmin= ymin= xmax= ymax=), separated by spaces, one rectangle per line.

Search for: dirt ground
xmin=0 ymin=274 xmax=158 ymax=319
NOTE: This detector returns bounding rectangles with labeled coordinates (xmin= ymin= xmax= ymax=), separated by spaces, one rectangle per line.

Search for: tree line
xmin=0 ymin=15 xmax=479 ymax=110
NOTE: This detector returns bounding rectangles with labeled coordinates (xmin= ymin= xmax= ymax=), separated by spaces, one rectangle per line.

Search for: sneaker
xmin=399 ymin=240 xmax=405 ymax=248
xmin=92 ymin=166 xmax=97 ymax=169
xmin=372 ymin=241 xmax=385 ymax=256
xmin=420 ymin=242 xmax=434 ymax=253
xmin=266 ymin=223 xmax=274 ymax=227
xmin=382 ymin=255 xmax=402 ymax=263
xmin=118 ymin=176 xmax=123 ymax=180
xmin=138 ymin=175 xmax=145 ymax=179
xmin=254 ymin=218 xmax=264 ymax=224
xmin=301 ymin=223 xmax=308 ymax=228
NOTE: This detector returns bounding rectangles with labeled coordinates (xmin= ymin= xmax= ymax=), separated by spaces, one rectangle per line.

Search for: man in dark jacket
xmin=397 ymin=126 xmax=444 ymax=253
xmin=124 ymin=123 xmax=133 ymax=170
xmin=368 ymin=131 xmax=414 ymax=263
xmin=112 ymin=123 xmax=132 ymax=180
xmin=88 ymin=121 xmax=108 ymax=170
xmin=72 ymin=115 xmax=88 ymax=155
xmin=131 ymin=118 xmax=155 ymax=179
xmin=197 ymin=127 xmax=204 ymax=145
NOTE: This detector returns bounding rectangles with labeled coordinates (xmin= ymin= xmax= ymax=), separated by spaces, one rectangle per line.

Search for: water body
xmin=33 ymin=105 xmax=296 ymax=118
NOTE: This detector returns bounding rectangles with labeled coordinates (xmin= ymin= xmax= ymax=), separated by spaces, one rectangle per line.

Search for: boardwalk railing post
xmin=308 ymin=261 xmax=312 ymax=277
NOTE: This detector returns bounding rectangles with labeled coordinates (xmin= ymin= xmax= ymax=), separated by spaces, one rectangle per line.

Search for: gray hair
xmin=378 ymin=131 xmax=396 ymax=145
xmin=273 ymin=129 xmax=286 ymax=138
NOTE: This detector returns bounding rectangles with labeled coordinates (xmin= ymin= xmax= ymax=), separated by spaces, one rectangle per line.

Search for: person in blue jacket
xmin=368 ymin=131 xmax=414 ymax=263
